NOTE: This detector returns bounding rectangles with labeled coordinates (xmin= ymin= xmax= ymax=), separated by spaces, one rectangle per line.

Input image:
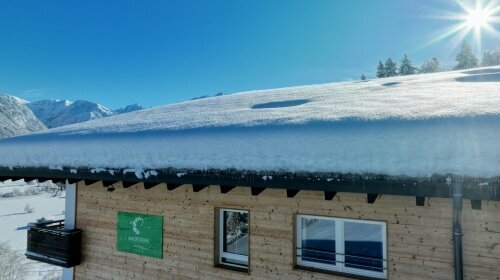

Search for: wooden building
xmin=0 ymin=67 xmax=499 ymax=280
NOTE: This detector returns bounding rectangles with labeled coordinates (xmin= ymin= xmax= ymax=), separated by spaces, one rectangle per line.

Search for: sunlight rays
xmin=422 ymin=0 xmax=499 ymax=56
xmin=466 ymin=6 xmax=491 ymax=28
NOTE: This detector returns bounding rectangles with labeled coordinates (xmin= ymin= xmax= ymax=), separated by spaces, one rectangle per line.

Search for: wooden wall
xmin=74 ymin=182 xmax=500 ymax=280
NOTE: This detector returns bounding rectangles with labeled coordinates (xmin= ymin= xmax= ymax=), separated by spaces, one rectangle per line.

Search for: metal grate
xmin=25 ymin=220 xmax=82 ymax=268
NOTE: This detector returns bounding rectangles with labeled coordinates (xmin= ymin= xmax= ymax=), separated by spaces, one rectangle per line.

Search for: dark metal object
xmin=452 ymin=184 xmax=463 ymax=280
xmin=83 ymin=179 xmax=99 ymax=185
xmin=220 ymin=185 xmax=236 ymax=193
xmin=251 ymin=187 xmax=265 ymax=196
xmin=0 ymin=177 xmax=20 ymax=182
xmin=287 ymin=189 xmax=300 ymax=198
xmin=193 ymin=184 xmax=208 ymax=192
xmin=25 ymin=220 xmax=81 ymax=268
xmin=470 ymin=200 xmax=481 ymax=210
xmin=416 ymin=196 xmax=426 ymax=206
xmin=122 ymin=181 xmax=136 ymax=188
xmin=167 ymin=183 xmax=182 ymax=190
xmin=367 ymin=193 xmax=378 ymax=204
xmin=67 ymin=179 xmax=80 ymax=184
xmin=324 ymin=191 xmax=337 ymax=200
xmin=143 ymin=182 xmax=161 ymax=189
xmin=102 ymin=180 xmax=117 ymax=187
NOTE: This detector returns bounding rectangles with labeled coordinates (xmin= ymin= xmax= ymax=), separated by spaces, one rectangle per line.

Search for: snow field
xmin=0 ymin=66 xmax=499 ymax=178
xmin=0 ymin=190 xmax=65 ymax=279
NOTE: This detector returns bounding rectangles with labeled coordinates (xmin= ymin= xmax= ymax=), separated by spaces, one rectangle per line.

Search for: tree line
xmin=362 ymin=40 xmax=500 ymax=80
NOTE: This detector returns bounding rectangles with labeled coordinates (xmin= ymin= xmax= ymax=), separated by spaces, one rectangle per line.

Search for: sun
xmin=465 ymin=1 xmax=494 ymax=29
xmin=466 ymin=6 xmax=492 ymax=28
xmin=460 ymin=0 xmax=499 ymax=53
xmin=421 ymin=0 xmax=499 ymax=54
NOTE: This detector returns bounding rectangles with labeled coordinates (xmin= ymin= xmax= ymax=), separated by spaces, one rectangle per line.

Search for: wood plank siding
xmin=74 ymin=182 xmax=500 ymax=280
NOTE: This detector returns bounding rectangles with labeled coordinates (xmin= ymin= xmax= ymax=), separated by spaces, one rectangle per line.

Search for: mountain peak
xmin=1 ymin=93 xmax=144 ymax=133
xmin=28 ymin=99 xmax=113 ymax=128
xmin=0 ymin=93 xmax=46 ymax=139
xmin=115 ymin=103 xmax=144 ymax=114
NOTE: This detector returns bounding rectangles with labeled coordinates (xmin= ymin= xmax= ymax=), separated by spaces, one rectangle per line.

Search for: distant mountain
xmin=0 ymin=94 xmax=46 ymax=139
xmin=0 ymin=94 xmax=144 ymax=138
xmin=26 ymin=99 xmax=73 ymax=127
xmin=115 ymin=103 xmax=144 ymax=114
xmin=27 ymin=99 xmax=144 ymax=128
xmin=28 ymin=99 xmax=114 ymax=128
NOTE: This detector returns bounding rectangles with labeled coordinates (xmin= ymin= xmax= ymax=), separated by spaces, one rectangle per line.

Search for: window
xmin=216 ymin=208 xmax=249 ymax=270
xmin=296 ymin=214 xmax=387 ymax=279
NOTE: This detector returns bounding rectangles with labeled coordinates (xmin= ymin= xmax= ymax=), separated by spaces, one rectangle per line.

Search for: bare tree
xmin=0 ymin=243 xmax=28 ymax=280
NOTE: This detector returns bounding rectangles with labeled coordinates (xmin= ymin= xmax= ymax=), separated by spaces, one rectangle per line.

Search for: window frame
xmin=217 ymin=208 xmax=249 ymax=270
xmin=295 ymin=214 xmax=387 ymax=279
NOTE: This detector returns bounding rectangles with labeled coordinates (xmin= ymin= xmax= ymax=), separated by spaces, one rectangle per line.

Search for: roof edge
xmin=1 ymin=167 xmax=499 ymax=201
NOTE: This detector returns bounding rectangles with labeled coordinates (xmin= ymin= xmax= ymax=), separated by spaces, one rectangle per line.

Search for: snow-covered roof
xmin=1 ymin=67 xmax=499 ymax=178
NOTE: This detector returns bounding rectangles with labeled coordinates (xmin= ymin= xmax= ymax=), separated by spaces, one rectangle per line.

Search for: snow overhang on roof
xmin=0 ymin=67 xmax=499 ymax=180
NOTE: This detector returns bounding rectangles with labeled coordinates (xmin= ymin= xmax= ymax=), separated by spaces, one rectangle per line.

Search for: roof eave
xmin=1 ymin=166 xmax=499 ymax=202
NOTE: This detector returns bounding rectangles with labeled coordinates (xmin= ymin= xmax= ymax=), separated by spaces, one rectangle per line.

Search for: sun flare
xmin=466 ymin=6 xmax=492 ymax=28
xmin=422 ymin=0 xmax=499 ymax=54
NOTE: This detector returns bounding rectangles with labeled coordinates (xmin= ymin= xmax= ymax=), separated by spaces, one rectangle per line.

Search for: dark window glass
xmin=344 ymin=221 xmax=383 ymax=272
xmin=300 ymin=217 xmax=336 ymax=265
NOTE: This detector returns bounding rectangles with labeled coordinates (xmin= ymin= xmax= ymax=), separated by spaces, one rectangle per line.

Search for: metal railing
xmin=297 ymin=247 xmax=387 ymax=272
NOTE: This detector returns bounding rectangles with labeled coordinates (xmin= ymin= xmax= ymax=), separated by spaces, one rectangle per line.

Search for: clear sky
xmin=0 ymin=0 xmax=499 ymax=109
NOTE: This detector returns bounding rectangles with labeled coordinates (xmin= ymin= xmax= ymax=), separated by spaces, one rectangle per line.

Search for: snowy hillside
xmin=0 ymin=67 xmax=499 ymax=177
xmin=0 ymin=94 xmax=46 ymax=139
xmin=28 ymin=99 xmax=114 ymax=128
xmin=0 ymin=182 xmax=64 ymax=279
xmin=26 ymin=99 xmax=73 ymax=127
xmin=115 ymin=103 xmax=144 ymax=114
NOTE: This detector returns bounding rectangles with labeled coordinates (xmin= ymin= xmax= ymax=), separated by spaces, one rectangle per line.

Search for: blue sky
xmin=0 ymin=0 xmax=498 ymax=109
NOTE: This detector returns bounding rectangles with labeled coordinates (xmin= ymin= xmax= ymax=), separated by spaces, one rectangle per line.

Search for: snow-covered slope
xmin=1 ymin=67 xmax=499 ymax=177
xmin=26 ymin=99 xmax=73 ymax=127
xmin=28 ymin=99 xmax=114 ymax=128
xmin=0 ymin=94 xmax=46 ymax=139
xmin=0 ymin=189 xmax=64 ymax=279
xmin=115 ymin=103 xmax=143 ymax=114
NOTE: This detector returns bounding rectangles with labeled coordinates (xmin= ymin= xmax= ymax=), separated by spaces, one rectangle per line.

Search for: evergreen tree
xmin=384 ymin=58 xmax=398 ymax=77
xmin=482 ymin=52 xmax=494 ymax=66
xmin=454 ymin=40 xmax=478 ymax=70
xmin=376 ymin=61 xmax=385 ymax=78
xmin=420 ymin=57 xmax=441 ymax=73
xmin=360 ymin=74 xmax=366 ymax=80
xmin=492 ymin=49 xmax=500 ymax=65
xmin=481 ymin=49 xmax=500 ymax=66
xmin=399 ymin=54 xmax=416 ymax=75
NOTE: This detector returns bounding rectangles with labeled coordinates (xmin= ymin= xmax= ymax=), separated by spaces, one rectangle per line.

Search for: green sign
xmin=117 ymin=211 xmax=163 ymax=259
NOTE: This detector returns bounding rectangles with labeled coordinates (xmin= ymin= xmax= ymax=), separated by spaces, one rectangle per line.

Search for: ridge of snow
xmin=1 ymin=67 xmax=500 ymax=178
xmin=11 ymin=96 xmax=30 ymax=104
xmin=23 ymin=66 xmax=500 ymax=135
